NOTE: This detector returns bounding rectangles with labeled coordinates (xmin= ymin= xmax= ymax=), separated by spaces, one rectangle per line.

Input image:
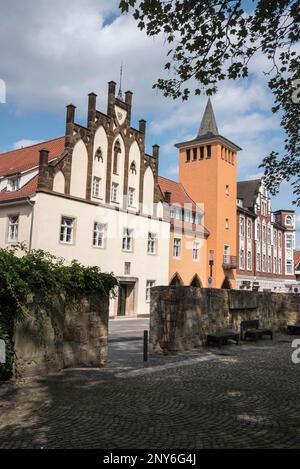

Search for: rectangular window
xmin=122 ymin=228 xmax=134 ymax=252
xmin=207 ymin=145 xmax=212 ymax=159
xmin=247 ymin=219 xmax=252 ymax=238
xmin=8 ymin=177 xmax=20 ymax=192
xmin=186 ymin=149 xmax=191 ymax=162
xmin=240 ymin=216 xmax=245 ymax=237
xmin=273 ymin=229 xmax=277 ymax=246
xmin=125 ymin=262 xmax=131 ymax=275
xmin=274 ymin=257 xmax=277 ymax=274
xmin=93 ymin=222 xmax=106 ymax=248
xmin=262 ymin=254 xmax=266 ymax=272
xmin=111 ymin=183 xmax=119 ymax=203
xmin=173 ymin=238 xmax=181 ymax=258
xmin=146 ymin=280 xmax=156 ymax=303
xmin=278 ymin=258 xmax=282 ymax=274
xmin=8 ymin=215 xmax=19 ymax=242
xmin=200 ymin=146 xmax=204 ymax=160
xmin=257 ymin=223 xmax=261 ymax=241
xmin=128 ymin=187 xmax=135 ymax=208
xmin=267 ymin=227 xmax=271 ymax=244
xmin=262 ymin=225 xmax=266 ymax=243
xmin=268 ymin=255 xmax=272 ymax=273
xmin=286 ymin=234 xmax=293 ymax=249
xmin=193 ymin=148 xmax=197 ymax=161
xmin=278 ymin=232 xmax=282 ymax=247
xmin=256 ymin=253 xmax=261 ymax=272
xmin=60 ymin=217 xmax=75 ymax=244
xmin=239 ymin=248 xmax=245 ymax=270
xmin=193 ymin=241 xmax=200 ymax=261
xmin=286 ymin=260 xmax=293 ymax=275
xmin=147 ymin=232 xmax=157 ymax=255
xmin=92 ymin=176 xmax=101 ymax=198
xmin=226 ymin=185 xmax=229 ymax=196
xmin=225 ymin=218 xmax=229 ymax=229
xmin=247 ymin=251 xmax=252 ymax=271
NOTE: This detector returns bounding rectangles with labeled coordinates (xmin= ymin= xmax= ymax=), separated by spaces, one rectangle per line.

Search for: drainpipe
xmin=26 ymin=197 xmax=35 ymax=251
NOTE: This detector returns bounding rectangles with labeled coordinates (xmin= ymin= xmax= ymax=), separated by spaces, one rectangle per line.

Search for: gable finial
xmin=117 ymin=63 xmax=123 ymax=101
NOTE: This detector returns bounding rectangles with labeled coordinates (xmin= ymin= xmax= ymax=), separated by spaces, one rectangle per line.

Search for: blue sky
xmin=0 ymin=0 xmax=299 ymax=243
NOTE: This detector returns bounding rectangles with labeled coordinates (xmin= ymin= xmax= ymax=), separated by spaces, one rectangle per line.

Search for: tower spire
xmin=117 ymin=63 xmax=123 ymax=101
xmin=197 ymin=98 xmax=219 ymax=138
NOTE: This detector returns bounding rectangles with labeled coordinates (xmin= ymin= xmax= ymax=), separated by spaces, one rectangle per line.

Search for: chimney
xmin=107 ymin=81 xmax=116 ymax=116
xmin=88 ymin=92 xmax=97 ymax=126
xmin=164 ymin=191 xmax=171 ymax=205
xmin=65 ymin=104 xmax=76 ymax=138
xmin=139 ymin=119 xmax=146 ymax=134
xmin=125 ymin=90 xmax=133 ymax=122
xmin=38 ymin=149 xmax=49 ymax=189
xmin=39 ymin=149 xmax=49 ymax=169
xmin=152 ymin=144 xmax=160 ymax=174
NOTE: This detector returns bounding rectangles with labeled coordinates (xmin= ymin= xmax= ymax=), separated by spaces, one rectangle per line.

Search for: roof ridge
xmin=0 ymin=136 xmax=65 ymax=157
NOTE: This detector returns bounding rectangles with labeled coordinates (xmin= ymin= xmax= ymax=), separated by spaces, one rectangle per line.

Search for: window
xmin=173 ymin=238 xmax=181 ymax=258
xmin=256 ymin=253 xmax=261 ymax=272
xmin=225 ymin=218 xmax=229 ymax=229
xmin=92 ymin=176 xmax=101 ymax=198
xmin=257 ymin=223 xmax=261 ymax=241
xmin=240 ymin=216 xmax=245 ymax=237
xmin=239 ymin=248 xmax=245 ymax=270
xmin=93 ymin=223 xmax=106 ymax=248
xmin=247 ymin=219 xmax=252 ymax=238
xmin=225 ymin=185 xmax=229 ymax=196
xmin=286 ymin=215 xmax=293 ymax=226
xmin=7 ymin=177 xmax=20 ymax=192
xmin=128 ymin=187 xmax=135 ymax=208
xmin=147 ymin=232 xmax=157 ymax=255
xmin=186 ymin=149 xmax=191 ymax=162
xmin=60 ymin=217 xmax=75 ymax=244
xmin=286 ymin=260 xmax=293 ymax=275
xmin=273 ymin=229 xmax=277 ymax=246
xmin=278 ymin=258 xmax=282 ymax=274
xmin=207 ymin=145 xmax=212 ymax=159
xmin=262 ymin=225 xmax=266 ymax=243
xmin=268 ymin=255 xmax=272 ymax=272
xmin=247 ymin=251 xmax=252 ymax=271
xmin=146 ymin=280 xmax=156 ymax=303
xmin=267 ymin=227 xmax=271 ymax=244
xmin=224 ymin=245 xmax=230 ymax=264
xmin=122 ymin=228 xmax=134 ymax=252
xmin=200 ymin=146 xmax=204 ymax=160
xmin=286 ymin=234 xmax=293 ymax=249
xmin=111 ymin=183 xmax=119 ymax=203
xmin=8 ymin=215 xmax=19 ymax=242
xmin=193 ymin=241 xmax=200 ymax=261
xmin=278 ymin=232 xmax=282 ymax=247
xmin=125 ymin=262 xmax=131 ymax=275
xmin=193 ymin=148 xmax=197 ymax=161
xmin=274 ymin=256 xmax=277 ymax=274
xmin=113 ymin=140 xmax=121 ymax=174
xmin=262 ymin=254 xmax=266 ymax=272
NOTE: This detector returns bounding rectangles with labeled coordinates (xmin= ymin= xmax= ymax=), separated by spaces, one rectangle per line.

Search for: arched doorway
xmin=169 ymin=273 xmax=184 ymax=286
xmin=221 ymin=277 xmax=232 ymax=290
xmin=190 ymin=274 xmax=202 ymax=288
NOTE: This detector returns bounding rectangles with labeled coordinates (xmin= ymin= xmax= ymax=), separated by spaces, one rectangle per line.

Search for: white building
xmin=0 ymin=82 xmax=170 ymax=317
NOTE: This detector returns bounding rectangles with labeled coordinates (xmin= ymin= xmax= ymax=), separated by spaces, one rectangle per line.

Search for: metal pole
xmin=143 ymin=330 xmax=148 ymax=363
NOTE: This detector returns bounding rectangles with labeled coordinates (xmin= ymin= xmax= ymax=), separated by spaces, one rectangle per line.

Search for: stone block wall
xmin=150 ymin=287 xmax=299 ymax=353
xmin=13 ymin=291 xmax=109 ymax=377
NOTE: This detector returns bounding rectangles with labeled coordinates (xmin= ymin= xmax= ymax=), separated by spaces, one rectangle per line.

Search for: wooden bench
xmin=207 ymin=329 xmax=239 ymax=348
xmin=240 ymin=320 xmax=273 ymax=341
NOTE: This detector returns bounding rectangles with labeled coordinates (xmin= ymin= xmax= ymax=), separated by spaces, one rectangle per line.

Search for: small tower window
xmin=186 ymin=149 xmax=191 ymax=162
xmin=200 ymin=146 xmax=204 ymax=160
xmin=207 ymin=145 xmax=212 ymax=159
xmin=193 ymin=148 xmax=197 ymax=161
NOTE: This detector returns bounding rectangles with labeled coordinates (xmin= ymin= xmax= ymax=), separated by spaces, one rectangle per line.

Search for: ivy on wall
xmin=0 ymin=244 xmax=118 ymax=380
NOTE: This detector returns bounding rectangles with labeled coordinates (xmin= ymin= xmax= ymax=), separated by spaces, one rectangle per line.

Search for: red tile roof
xmin=294 ymin=250 xmax=300 ymax=267
xmin=0 ymin=137 xmax=65 ymax=176
xmin=0 ymin=175 xmax=38 ymax=203
xmin=158 ymin=175 xmax=196 ymax=209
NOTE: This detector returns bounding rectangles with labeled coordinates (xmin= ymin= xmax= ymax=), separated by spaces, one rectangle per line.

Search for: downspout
xmin=26 ymin=197 xmax=35 ymax=252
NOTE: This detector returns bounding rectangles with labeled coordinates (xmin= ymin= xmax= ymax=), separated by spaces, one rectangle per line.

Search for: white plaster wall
xmin=142 ymin=166 xmax=154 ymax=216
xmin=32 ymin=192 xmax=170 ymax=316
xmin=127 ymin=141 xmax=141 ymax=210
xmin=92 ymin=126 xmax=108 ymax=202
xmin=111 ymin=135 xmax=125 ymax=207
xmin=0 ymin=202 xmax=33 ymax=248
xmin=70 ymin=140 xmax=88 ymax=199
xmin=53 ymin=171 xmax=65 ymax=194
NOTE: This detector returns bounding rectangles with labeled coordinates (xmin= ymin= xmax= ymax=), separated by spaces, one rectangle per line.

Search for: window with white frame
xmin=262 ymin=254 xmax=266 ymax=272
xmin=122 ymin=228 xmax=134 ymax=252
xmin=125 ymin=262 xmax=131 ymax=275
xmin=257 ymin=223 xmax=261 ymax=241
xmin=285 ymin=215 xmax=293 ymax=226
xmin=173 ymin=238 xmax=181 ymax=258
xmin=146 ymin=280 xmax=156 ymax=303
xmin=7 ymin=177 xmax=20 ymax=192
xmin=60 ymin=217 xmax=75 ymax=244
xmin=247 ymin=219 xmax=252 ymax=238
xmin=92 ymin=176 xmax=101 ymax=198
xmin=8 ymin=215 xmax=19 ymax=242
xmin=286 ymin=260 xmax=293 ymax=275
xmin=286 ymin=234 xmax=293 ymax=250
xmin=239 ymin=248 xmax=245 ymax=270
xmin=262 ymin=225 xmax=266 ymax=243
xmin=128 ymin=187 xmax=135 ymax=208
xmin=278 ymin=258 xmax=282 ymax=274
xmin=278 ymin=232 xmax=282 ymax=247
xmin=267 ymin=227 xmax=271 ymax=244
xmin=274 ymin=256 xmax=277 ymax=274
xmin=147 ymin=232 xmax=157 ymax=255
xmin=256 ymin=253 xmax=261 ymax=271
xmin=240 ymin=216 xmax=245 ymax=237
xmin=193 ymin=241 xmax=200 ymax=261
xmin=273 ymin=229 xmax=277 ymax=246
xmin=111 ymin=183 xmax=119 ymax=203
xmin=93 ymin=222 xmax=106 ymax=248
xmin=268 ymin=255 xmax=272 ymax=272
xmin=247 ymin=251 xmax=252 ymax=271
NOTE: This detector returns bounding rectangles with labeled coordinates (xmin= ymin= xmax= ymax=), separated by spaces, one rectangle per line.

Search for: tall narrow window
xmin=247 ymin=219 xmax=252 ymax=238
xmin=200 ymin=146 xmax=204 ymax=160
xmin=256 ymin=253 xmax=261 ymax=271
xmin=173 ymin=238 xmax=181 ymax=258
xmin=60 ymin=217 xmax=75 ymax=244
xmin=239 ymin=248 xmax=245 ymax=270
xmin=207 ymin=145 xmax=212 ymax=159
xmin=122 ymin=228 xmax=134 ymax=252
xmin=240 ymin=216 xmax=245 ymax=237
xmin=146 ymin=280 xmax=156 ymax=303
xmin=247 ymin=251 xmax=252 ymax=271
xmin=111 ymin=183 xmax=119 ymax=203
xmin=193 ymin=241 xmax=200 ymax=260
xmin=193 ymin=148 xmax=197 ymax=161
xmin=186 ymin=149 xmax=191 ymax=162
xmin=113 ymin=140 xmax=121 ymax=175
xmin=286 ymin=260 xmax=293 ymax=275
xmin=93 ymin=222 xmax=106 ymax=249
xmin=128 ymin=187 xmax=135 ymax=208
xmin=8 ymin=215 xmax=19 ymax=242
xmin=147 ymin=232 xmax=157 ymax=255
xmin=92 ymin=176 xmax=101 ymax=198
xmin=225 ymin=185 xmax=229 ymax=196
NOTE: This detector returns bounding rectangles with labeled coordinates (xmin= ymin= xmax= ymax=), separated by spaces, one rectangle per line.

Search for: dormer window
xmin=7 ymin=176 xmax=20 ymax=192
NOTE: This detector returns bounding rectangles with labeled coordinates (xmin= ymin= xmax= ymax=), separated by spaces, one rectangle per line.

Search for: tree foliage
xmin=119 ymin=0 xmax=300 ymax=203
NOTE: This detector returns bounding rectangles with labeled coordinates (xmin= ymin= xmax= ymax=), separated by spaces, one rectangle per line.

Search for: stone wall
xmin=150 ymin=287 xmax=300 ymax=353
xmin=13 ymin=292 xmax=109 ymax=377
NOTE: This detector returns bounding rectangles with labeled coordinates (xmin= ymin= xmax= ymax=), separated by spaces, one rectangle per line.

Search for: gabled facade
xmin=0 ymin=83 xmax=170 ymax=317
xmin=237 ymin=180 xmax=296 ymax=292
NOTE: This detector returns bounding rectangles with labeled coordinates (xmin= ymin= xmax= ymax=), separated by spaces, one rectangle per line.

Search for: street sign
xmin=0 ymin=339 xmax=6 ymax=364
xmin=208 ymin=277 xmax=213 ymax=288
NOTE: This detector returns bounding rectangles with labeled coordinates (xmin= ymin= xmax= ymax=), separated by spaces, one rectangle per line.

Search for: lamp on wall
xmin=208 ymin=250 xmax=214 ymax=287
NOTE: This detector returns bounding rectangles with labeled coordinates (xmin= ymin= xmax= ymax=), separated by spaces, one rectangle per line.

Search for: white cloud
xmin=13 ymin=139 xmax=42 ymax=150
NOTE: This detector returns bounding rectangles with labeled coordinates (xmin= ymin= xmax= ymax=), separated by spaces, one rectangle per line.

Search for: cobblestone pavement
xmin=0 ymin=334 xmax=300 ymax=449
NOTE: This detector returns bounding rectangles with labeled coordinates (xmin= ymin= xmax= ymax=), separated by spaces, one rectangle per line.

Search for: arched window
xmin=113 ymin=140 xmax=121 ymax=175
xmin=95 ymin=147 xmax=103 ymax=162
xmin=286 ymin=215 xmax=293 ymax=226
xmin=169 ymin=273 xmax=184 ymax=286
xmin=130 ymin=161 xmax=137 ymax=174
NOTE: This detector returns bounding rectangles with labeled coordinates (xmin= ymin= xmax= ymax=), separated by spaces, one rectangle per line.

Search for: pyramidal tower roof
xmin=197 ymin=98 xmax=219 ymax=137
